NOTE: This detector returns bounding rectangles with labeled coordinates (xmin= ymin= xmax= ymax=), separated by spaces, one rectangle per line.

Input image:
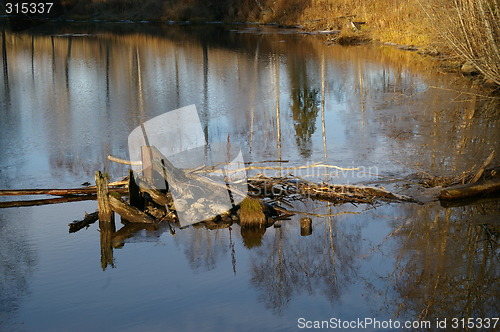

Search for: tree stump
xmin=95 ymin=171 xmax=114 ymax=223
xmin=300 ymin=217 xmax=312 ymax=236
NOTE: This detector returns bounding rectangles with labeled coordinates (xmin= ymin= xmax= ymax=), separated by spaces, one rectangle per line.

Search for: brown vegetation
xmin=421 ymin=0 xmax=500 ymax=85
xmin=61 ymin=0 xmax=498 ymax=85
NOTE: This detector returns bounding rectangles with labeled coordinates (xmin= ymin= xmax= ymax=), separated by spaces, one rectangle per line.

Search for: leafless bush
xmin=423 ymin=0 xmax=500 ymax=85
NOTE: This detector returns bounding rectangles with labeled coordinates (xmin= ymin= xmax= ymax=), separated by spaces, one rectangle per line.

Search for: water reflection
xmin=1 ymin=23 xmax=498 ymax=189
xmin=288 ymin=52 xmax=320 ymax=158
xmin=0 ymin=210 xmax=36 ymax=329
xmin=0 ymin=22 xmax=498 ymax=329
xmin=383 ymin=201 xmax=499 ymax=322
xmin=86 ymin=195 xmax=498 ymax=321
xmin=250 ymin=207 xmax=360 ymax=314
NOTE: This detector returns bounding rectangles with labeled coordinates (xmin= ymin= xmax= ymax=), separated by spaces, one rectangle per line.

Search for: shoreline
xmin=1 ymin=14 xmax=497 ymax=91
xmin=2 ymin=0 xmax=498 ymax=87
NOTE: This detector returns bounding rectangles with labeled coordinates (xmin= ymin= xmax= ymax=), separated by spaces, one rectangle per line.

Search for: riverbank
xmin=66 ymin=0 xmax=435 ymax=46
xmin=54 ymin=0 xmax=498 ymax=88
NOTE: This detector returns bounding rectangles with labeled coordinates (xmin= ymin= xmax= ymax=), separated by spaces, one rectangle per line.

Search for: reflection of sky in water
xmin=2 ymin=198 xmax=496 ymax=331
xmin=0 ymin=24 xmax=498 ymax=331
xmin=2 ymin=24 xmax=498 ymax=190
xmin=0 ymin=201 xmax=397 ymax=331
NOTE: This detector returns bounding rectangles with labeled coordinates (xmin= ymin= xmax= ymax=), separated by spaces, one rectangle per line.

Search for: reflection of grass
xmin=241 ymin=226 xmax=266 ymax=248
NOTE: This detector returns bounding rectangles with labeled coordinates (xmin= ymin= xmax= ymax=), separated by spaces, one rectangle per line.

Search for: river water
xmin=0 ymin=23 xmax=498 ymax=331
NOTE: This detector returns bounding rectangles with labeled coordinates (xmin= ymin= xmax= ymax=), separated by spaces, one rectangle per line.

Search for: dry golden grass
xmin=73 ymin=0 xmax=433 ymax=44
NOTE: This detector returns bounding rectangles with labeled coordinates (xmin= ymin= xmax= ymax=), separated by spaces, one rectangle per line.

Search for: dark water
xmin=0 ymin=23 xmax=499 ymax=331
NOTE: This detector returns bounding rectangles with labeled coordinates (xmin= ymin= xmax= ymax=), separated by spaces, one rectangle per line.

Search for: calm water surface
xmin=0 ymin=23 xmax=498 ymax=331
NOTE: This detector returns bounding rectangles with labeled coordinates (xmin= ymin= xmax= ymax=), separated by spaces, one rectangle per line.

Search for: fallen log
xmin=108 ymin=194 xmax=156 ymax=224
xmin=0 ymin=195 xmax=94 ymax=208
xmin=147 ymin=146 xmax=247 ymax=204
xmin=0 ymin=187 xmax=127 ymax=196
xmin=68 ymin=211 xmax=99 ymax=233
xmin=439 ymin=178 xmax=500 ymax=200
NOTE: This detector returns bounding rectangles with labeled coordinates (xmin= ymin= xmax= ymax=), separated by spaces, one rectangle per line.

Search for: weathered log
xmin=149 ymin=146 xmax=188 ymax=194
xmin=0 ymin=187 xmax=127 ymax=196
xmin=0 ymin=195 xmax=94 ymax=208
xmin=136 ymin=178 xmax=169 ymax=206
xmin=95 ymin=171 xmax=114 ymax=223
xmin=68 ymin=211 xmax=99 ymax=233
xmin=108 ymin=194 xmax=156 ymax=224
xmin=149 ymin=146 xmax=248 ymax=202
xmin=439 ymin=178 xmax=500 ymax=200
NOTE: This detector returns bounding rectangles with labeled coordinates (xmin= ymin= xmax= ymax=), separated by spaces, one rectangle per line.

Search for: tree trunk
xmin=439 ymin=178 xmax=500 ymax=200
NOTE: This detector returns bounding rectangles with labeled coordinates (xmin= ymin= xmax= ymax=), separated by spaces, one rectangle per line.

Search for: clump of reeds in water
xmin=238 ymin=197 xmax=266 ymax=227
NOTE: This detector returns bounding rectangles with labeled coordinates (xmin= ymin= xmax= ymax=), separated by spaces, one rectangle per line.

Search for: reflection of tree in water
xmin=379 ymin=201 xmax=499 ymax=321
xmin=249 ymin=213 xmax=360 ymax=313
xmin=182 ymin=227 xmax=229 ymax=272
xmin=0 ymin=214 xmax=36 ymax=328
xmin=288 ymin=58 xmax=320 ymax=158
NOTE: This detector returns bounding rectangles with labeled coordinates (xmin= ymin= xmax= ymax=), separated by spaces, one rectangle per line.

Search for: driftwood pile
xmin=2 ymin=149 xmax=498 ymax=232
xmin=247 ymin=174 xmax=416 ymax=204
xmin=86 ymin=171 xmax=418 ymax=229
xmin=416 ymin=150 xmax=500 ymax=201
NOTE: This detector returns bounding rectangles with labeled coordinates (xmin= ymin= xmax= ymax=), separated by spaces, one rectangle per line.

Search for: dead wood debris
xmin=418 ymin=151 xmax=498 ymax=188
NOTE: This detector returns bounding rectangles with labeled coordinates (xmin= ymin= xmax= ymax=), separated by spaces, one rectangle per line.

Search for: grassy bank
xmin=61 ymin=0 xmax=498 ymax=86
xmin=68 ymin=0 xmax=434 ymax=45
